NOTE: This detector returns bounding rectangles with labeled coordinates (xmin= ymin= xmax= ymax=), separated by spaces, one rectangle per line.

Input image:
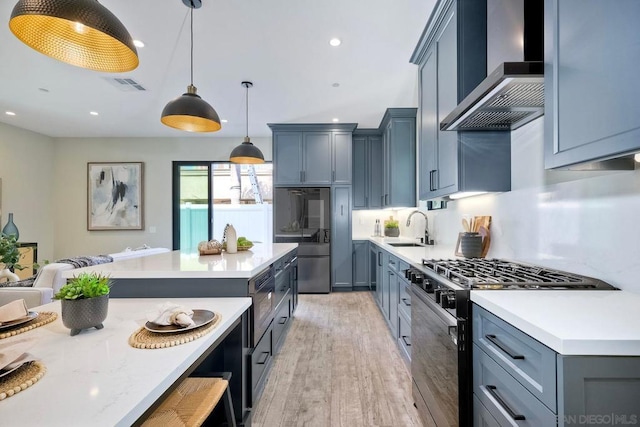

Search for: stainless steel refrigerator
xmin=274 ymin=187 xmax=331 ymax=293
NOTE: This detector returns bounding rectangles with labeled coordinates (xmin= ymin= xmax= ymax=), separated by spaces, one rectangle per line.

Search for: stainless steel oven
xmin=249 ymin=267 xmax=275 ymax=347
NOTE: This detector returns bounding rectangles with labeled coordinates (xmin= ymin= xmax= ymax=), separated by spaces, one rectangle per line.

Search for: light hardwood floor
xmin=252 ymin=292 xmax=424 ymax=427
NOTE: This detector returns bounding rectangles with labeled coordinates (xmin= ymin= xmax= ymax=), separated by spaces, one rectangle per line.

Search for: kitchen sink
xmin=387 ymin=242 xmax=425 ymax=247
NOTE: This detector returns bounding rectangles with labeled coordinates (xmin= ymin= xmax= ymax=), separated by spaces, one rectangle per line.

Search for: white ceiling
xmin=0 ymin=0 xmax=435 ymax=139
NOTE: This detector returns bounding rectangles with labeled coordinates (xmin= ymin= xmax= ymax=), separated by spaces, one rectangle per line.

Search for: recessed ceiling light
xmin=332 ymin=118 xmax=340 ymax=122
xmin=90 ymin=111 xmax=99 ymax=116
xmin=133 ymin=39 xmax=145 ymax=48
xmin=221 ymin=119 xmax=228 ymax=123
xmin=329 ymin=38 xmax=341 ymax=47
xmin=5 ymin=111 xmax=16 ymax=116
xmin=332 ymin=83 xmax=340 ymax=87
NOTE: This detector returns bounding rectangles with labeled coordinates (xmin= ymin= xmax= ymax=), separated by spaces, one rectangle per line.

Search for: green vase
xmin=2 ymin=213 xmax=19 ymax=240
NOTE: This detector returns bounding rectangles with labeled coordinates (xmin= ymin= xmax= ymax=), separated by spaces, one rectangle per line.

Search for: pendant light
xmin=9 ymin=0 xmax=138 ymax=73
xmin=230 ymin=81 xmax=265 ymax=164
xmin=161 ymin=0 xmax=221 ymax=133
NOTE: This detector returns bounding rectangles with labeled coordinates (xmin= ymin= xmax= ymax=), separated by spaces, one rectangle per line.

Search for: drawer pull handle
xmin=401 ymin=297 xmax=411 ymax=306
xmin=486 ymin=385 xmax=526 ymax=421
xmin=401 ymin=335 xmax=411 ymax=346
xmin=485 ymin=334 xmax=525 ymax=360
xmin=256 ymin=351 xmax=270 ymax=365
xmin=279 ymin=316 xmax=288 ymax=325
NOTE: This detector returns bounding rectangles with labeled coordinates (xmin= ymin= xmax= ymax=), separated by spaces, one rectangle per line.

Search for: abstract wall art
xmin=88 ymin=162 xmax=143 ymax=230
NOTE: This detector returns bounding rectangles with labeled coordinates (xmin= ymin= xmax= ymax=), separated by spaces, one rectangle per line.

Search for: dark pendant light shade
xmin=9 ymin=0 xmax=138 ymax=73
xmin=230 ymin=81 xmax=265 ymax=164
xmin=161 ymin=84 xmax=221 ymax=132
xmin=161 ymin=1 xmax=221 ymax=133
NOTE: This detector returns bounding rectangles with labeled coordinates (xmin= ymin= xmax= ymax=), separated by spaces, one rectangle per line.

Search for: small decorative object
xmin=2 ymin=213 xmax=19 ymax=240
xmin=198 ymin=239 xmax=222 ymax=255
xmin=223 ymin=224 xmax=237 ymax=254
xmin=0 ymin=233 xmax=22 ymax=282
xmin=88 ymin=162 xmax=143 ymax=230
xmin=54 ymin=272 xmax=111 ymax=336
xmin=236 ymin=236 xmax=254 ymax=251
xmin=384 ymin=216 xmax=400 ymax=237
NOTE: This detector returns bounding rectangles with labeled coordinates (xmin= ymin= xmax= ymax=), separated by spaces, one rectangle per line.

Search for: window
xmin=172 ymin=162 xmax=273 ymax=251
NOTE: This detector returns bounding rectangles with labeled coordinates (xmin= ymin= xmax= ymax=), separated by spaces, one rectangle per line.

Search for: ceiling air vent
xmin=102 ymin=77 xmax=147 ymax=92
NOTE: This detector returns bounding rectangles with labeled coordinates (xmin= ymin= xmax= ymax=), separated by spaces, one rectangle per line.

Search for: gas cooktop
xmin=421 ymin=258 xmax=617 ymax=290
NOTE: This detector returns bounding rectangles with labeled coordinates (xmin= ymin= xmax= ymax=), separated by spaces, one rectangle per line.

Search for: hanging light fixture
xmin=161 ymin=0 xmax=220 ymax=133
xmin=9 ymin=0 xmax=138 ymax=73
xmin=230 ymin=81 xmax=265 ymax=164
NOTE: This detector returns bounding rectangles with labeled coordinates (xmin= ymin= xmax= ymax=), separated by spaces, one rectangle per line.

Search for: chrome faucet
xmin=406 ymin=210 xmax=434 ymax=245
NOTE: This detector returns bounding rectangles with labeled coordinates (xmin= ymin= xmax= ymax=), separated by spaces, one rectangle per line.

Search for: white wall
xmin=354 ymin=117 xmax=640 ymax=293
xmin=0 ymin=122 xmax=55 ymax=262
xmin=52 ymin=136 xmax=272 ymax=258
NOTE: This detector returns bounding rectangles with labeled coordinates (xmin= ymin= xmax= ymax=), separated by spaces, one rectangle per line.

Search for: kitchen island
xmin=0 ymin=297 xmax=251 ymax=427
xmin=60 ymin=242 xmax=299 ymax=423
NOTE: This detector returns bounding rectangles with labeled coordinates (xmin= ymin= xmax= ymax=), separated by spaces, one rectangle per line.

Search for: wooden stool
xmin=142 ymin=373 xmax=236 ymax=427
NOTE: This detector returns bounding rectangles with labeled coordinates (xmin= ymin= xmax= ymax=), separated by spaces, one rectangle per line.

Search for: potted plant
xmin=384 ymin=218 xmax=400 ymax=237
xmin=54 ymin=272 xmax=111 ymax=336
xmin=0 ymin=233 xmax=23 ymax=282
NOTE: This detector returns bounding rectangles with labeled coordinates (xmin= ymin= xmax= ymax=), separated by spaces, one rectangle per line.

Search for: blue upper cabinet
xmin=544 ymin=0 xmax=640 ymax=169
xmin=352 ymin=130 xmax=383 ymax=210
xmin=381 ymin=108 xmax=417 ymax=208
xmin=411 ymin=0 xmax=511 ymax=200
xmin=269 ymin=124 xmax=357 ymax=186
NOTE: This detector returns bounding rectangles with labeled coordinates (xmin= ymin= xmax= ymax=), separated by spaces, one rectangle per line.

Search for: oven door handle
xmin=485 ymin=334 xmax=525 ymax=360
xmin=484 ymin=385 xmax=526 ymax=421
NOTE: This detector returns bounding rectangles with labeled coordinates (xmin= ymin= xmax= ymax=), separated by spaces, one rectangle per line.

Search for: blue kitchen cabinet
xmin=411 ymin=0 xmax=511 ymax=200
xmin=352 ymin=240 xmax=369 ymax=289
xmin=352 ymin=130 xmax=383 ymax=209
xmin=331 ymin=186 xmax=352 ymax=290
xmin=269 ymin=124 xmax=357 ymax=186
xmin=544 ymin=0 xmax=640 ymax=169
xmin=381 ymin=108 xmax=417 ymax=208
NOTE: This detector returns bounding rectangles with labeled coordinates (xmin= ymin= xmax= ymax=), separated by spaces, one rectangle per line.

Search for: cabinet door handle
xmin=378 ymin=252 xmax=382 ymax=267
xmin=401 ymin=336 xmax=411 ymax=347
xmin=485 ymin=385 xmax=526 ymax=421
xmin=256 ymin=351 xmax=269 ymax=365
xmin=300 ymin=171 xmax=304 ymax=182
xmin=401 ymin=297 xmax=411 ymax=307
xmin=485 ymin=334 xmax=525 ymax=360
xmin=385 ymin=194 xmax=389 ymax=205
xmin=332 ymin=170 xmax=336 ymax=182
xmin=429 ymin=170 xmax=436 ymax=191
xmin=365 ymin=196 xmax=368 ymax=207
xmin=341 ymin=205 xmax=344 ymax=216
xmin=279 ymin=316 xmax=288 ymax=325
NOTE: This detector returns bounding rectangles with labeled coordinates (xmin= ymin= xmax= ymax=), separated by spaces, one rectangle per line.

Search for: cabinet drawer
xmin=249 ymin=323 xmax=273 ymax=406
xmin=473 ymin=305 xmax=557 ymax=412
xmin=474 ymin=344 xmax=557 ymax=426
xmin=398 ymin=280 xmax=411 ymax=318
xmin=273 ymin=290 xmax=292 ymax=352
xmin=399 ymin=260 xmax=410 ymax=274
xmin=473 ymin=395 xmax=501 ymax=427
xmin=398 ymin=310 xmax=411 ymax=361
xmin=388 ymin=255 xmax=399 ymax=271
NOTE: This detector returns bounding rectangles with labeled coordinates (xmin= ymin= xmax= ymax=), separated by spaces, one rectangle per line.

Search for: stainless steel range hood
xmin=440 ymin=61 xmax=543 ymax=131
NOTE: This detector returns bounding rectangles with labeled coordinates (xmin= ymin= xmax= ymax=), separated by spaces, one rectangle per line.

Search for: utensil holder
xmin=455 ymin=232 xmax=483 ymax=258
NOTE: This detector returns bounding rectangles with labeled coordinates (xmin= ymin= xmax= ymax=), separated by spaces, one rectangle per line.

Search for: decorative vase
xmin=224 ymin=223 xmax=237 ymax=254
xmin=0 ymin=268 xmax=20 ymax=282
xmin=2 ymin=213 xmax=19 ymax=240
xmin=384 ymin=227 xmax=400 ymax=237
xmin=60 ymin=294 xmax=109 ymax=336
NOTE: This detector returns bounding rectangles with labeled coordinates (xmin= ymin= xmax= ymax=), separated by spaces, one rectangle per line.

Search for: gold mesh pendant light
xmin=230 ymin=81 xmax=265 ymax=164
xmin=161 ymin=1 xmax=220 ymax=133
xmin=9 ymin=0 xmax=138 ymax=73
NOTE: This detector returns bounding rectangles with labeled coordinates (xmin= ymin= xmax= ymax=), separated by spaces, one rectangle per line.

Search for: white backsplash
xmin=353 ymin=118 xmax=640 ymax=293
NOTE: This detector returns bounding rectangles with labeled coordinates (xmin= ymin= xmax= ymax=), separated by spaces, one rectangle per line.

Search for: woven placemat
xmin=129 ymin=313 xmax=222 ymax=349
xmin=0 ymin=312 xmax=58 ymax=340
xmin=0 ymin=361 xmax=46 ymax=401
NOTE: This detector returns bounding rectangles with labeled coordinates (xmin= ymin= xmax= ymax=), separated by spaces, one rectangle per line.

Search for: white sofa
xmin=0 ymin=247 xmax=170 ymax=308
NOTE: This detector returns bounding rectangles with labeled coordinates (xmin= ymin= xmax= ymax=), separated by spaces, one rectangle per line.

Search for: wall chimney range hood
xmin=440 ymin=61 xmax=543 ymax=131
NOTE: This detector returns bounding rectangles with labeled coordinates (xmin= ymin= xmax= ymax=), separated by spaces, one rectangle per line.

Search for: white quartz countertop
xmin=357 ymin=236 xmax=458 ymax=266
xmin=471 ymin=290 xmax=640 ymax=356
xmin=62 ymin=243 xmax=298 ymax=279
xmin=0 ymin=297 xmax=251 ymax=426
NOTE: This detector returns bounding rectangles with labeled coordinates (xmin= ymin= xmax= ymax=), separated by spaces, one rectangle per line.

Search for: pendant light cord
xmin=245 ymin=84 xmax=249 ymax=138
xmin=190 ymin=7 xmax=194 ymax=86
